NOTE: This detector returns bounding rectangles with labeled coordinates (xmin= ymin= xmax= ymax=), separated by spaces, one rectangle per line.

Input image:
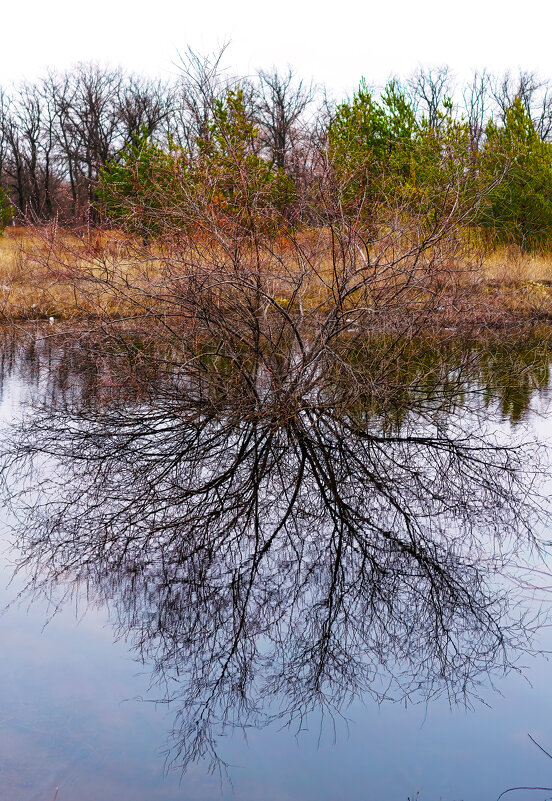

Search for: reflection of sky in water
xmin=3 ymin=583 xmax=552 ymax=801
xmin=1 ymin=366 xmax=552 ymax=800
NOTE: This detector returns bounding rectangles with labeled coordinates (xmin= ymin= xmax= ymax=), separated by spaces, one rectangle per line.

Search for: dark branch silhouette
xmin=0 ymin=327 xmax=547 ymax=774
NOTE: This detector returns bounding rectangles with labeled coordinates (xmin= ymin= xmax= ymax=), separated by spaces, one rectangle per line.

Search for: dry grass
xmin=467 ymin=245 xmax=552 ymax=323
xmin=482 ymin=244 xmax=552 ymax=284
xmin=0 ymin=226 xmax=164 ymax=321
xmin=3 ymin=226 xmax=552 ymax=329
xmin=0 ymin=227 xmax=83 ymax=319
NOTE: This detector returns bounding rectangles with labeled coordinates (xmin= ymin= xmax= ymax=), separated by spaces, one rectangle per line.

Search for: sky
xmin=2 ymin=0 xmax=552 ymax=99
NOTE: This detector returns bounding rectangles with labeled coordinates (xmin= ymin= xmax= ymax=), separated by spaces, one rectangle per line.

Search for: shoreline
xmin=3 ymin=227 xmax=552 ymax=332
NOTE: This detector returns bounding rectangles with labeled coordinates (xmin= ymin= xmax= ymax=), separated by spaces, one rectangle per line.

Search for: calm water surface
xmin=1 ymin=329 xmax=552 ymax=801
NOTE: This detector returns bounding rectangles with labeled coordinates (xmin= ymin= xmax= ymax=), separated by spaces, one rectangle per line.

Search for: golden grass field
xmin=483 ymin=245 xmax=552 ymax=284
xmin=2 ymin=226 xmax=552 ymax=327
xmin=0 ymin=227 xmax=81 ymax=320
xmin=0 ymin=226 xmax=158 ymax=321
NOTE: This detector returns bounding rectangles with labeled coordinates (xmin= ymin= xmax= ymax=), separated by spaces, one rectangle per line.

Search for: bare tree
xmin=0 ymin=62 xmax=548 ymax=774
xmin=0 ymin=92 xmax=32 ymax=216
xmin=490 ymin=69 xmax=552 ymax=140
xmin=115 ymin=73 xmax=172 ymax=142
xmin=491 ymin=69 xmax=541 ymax=122
xmin=407 ymin=65 xmax=454 ymax=127
xmin=168 ymin=46 xmax=230 ymax=153
xmin=463 ymin=69 xmax=491 ymax=154
xmin=0 ymin=90 xmax=10 ymax=196
xmin=253 ymin=67 xmax=314 ymax=172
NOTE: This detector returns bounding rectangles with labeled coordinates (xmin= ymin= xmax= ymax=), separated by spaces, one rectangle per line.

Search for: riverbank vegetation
xmin=1 ymin=56 xmax=552 ymax=246
xmin=2 ymin=55 xmax=552 ymax=335
xmin=4 ymin=229 xmax=552 ymax=325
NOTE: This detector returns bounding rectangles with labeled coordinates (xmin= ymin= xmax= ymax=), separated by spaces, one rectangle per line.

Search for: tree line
xmin=3 ymin=54 xmax=552 ymax=249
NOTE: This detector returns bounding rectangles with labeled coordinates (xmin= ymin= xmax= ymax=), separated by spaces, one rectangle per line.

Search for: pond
xmin=1 ymin=325 xmax=552 ymax=801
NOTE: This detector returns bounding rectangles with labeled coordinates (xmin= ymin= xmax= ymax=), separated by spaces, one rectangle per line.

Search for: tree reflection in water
xmin=0 ymin=328 xmax=549 ymax=774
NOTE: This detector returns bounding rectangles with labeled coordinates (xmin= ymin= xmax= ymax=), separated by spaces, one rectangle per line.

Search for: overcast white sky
xmin=2 ymin=0 xmax=552 ymax=98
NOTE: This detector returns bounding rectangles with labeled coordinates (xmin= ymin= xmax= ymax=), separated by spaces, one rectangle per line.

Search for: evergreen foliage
xmin=193 ymin=88 xmax=295 ymax=234
xmin=96 ymin=73 xmax=552 ymax=253
xmin=98 ymin=89 xmax=294 ymax=239
xmin=480 ymin=97 xmax=552 ymax=249
xmin=0 ymin=186 xmax=13 ymax=235
xmin=97 ymin=127 xmax=183 ymax=237
xmin=328 ymin=81 xmax=480 ymax=232
xmin=328 ymin=80 xmax=417 ymax=211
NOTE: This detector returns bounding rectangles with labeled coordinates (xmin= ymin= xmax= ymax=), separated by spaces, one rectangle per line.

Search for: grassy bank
xmin=0 ymin=226 xmax=157 ymax=321
xmin=3 ymin=226 xmax=552 ymax=331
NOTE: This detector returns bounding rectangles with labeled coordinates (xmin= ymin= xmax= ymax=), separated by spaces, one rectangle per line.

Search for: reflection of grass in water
xmin=0 ymin=285 xmax=550 ymax=429
xmin=332 ymin=328 xmax=552 ymax=429
xmin=24 ymin=322 xmax=552 ymax=429
xmin=477 ymin=331 xmax=552 ymax=423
